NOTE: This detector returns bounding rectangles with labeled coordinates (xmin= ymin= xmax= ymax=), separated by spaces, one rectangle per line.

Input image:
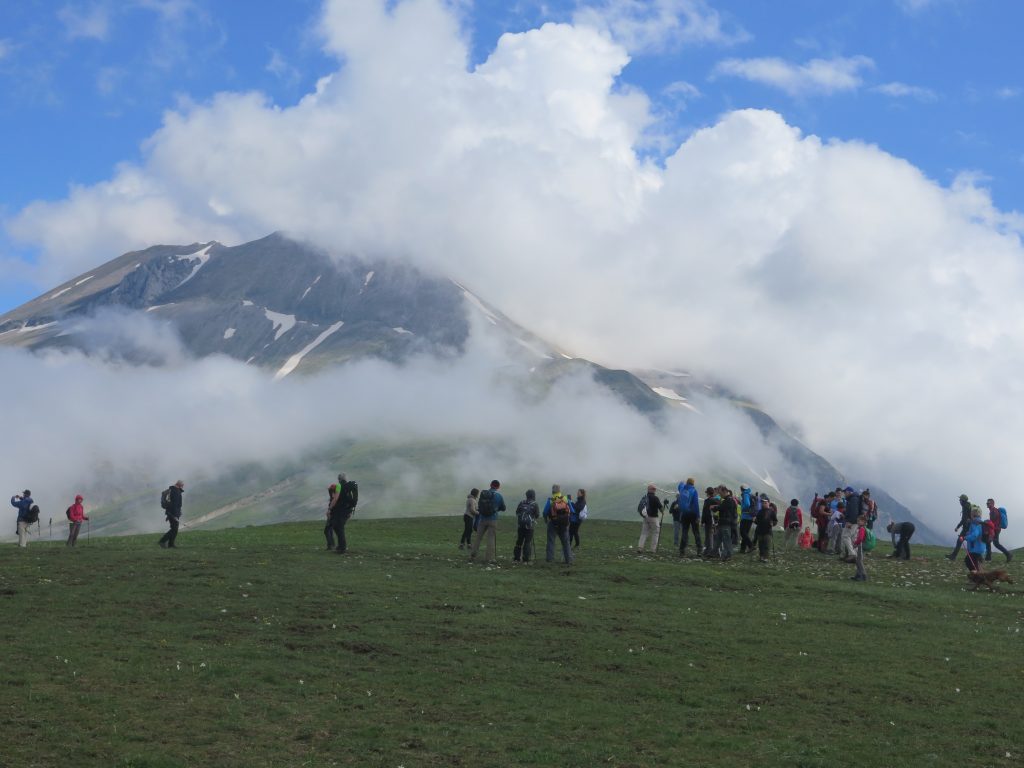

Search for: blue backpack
xmin=999 ymin=507 xmax=1008 ymax=529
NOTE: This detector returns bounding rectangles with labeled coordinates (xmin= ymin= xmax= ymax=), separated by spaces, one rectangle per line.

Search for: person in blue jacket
xmin=11 ymin=490 xmax=34 ymax=548
xmin=469 ymin=480 xmax=505 ymax=564
xmin=960 ymin=506 xmax=987 ymax=572
xmin=739 ymin=486 xmax=758 ymax=553
xmin=677 ymin=478 xmax=701 ymax=556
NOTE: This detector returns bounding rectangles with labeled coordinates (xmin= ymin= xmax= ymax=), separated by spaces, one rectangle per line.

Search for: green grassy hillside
xmin=1 ymin=518 xmax=1020 ymax=768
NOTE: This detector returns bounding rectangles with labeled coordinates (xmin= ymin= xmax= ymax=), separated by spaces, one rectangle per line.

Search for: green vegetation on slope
xmin=0 ymin=518 xmax=1021 ymax=768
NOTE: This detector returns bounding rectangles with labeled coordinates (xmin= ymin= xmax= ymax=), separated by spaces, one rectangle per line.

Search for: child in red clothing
xmin=851 ymin=515 xmax=867 ymax=581
xmin=798 ymin=527 xmax=813 ymax=549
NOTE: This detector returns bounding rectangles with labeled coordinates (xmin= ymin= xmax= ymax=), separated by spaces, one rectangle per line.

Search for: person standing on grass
xmin=850 ymin=515 xmax=868 ymax=581
xmin=636 ymin=484 xmax=663 ymax=555
xmin=569 ymin=488 xmax=587 ymax=550
xmin=324 ymin=481 xmax=340 ymax=550
xmin=329 ymin=473 xmax=359 ymax=555
xmin=959 ymin=506 xmax=986 ymax=572
xmin=470 ymin=480 xmax=505 ymax=564
xmin=513 ymin=489 xmax=540 ymax=563
xmin=701 ymin=487 xmax=719 ymax=557
xmin=66 ymin=495 xmax=88 ymax=547
xmin=158 ymin=481 xmax=184 ymax=549
xmin=754 ymin=495 xmax=777 ymax=562
xmin=460 ymin=488 xmax=479 ymax=550
xmin=11 ymin=490 xmax=34 ymax=548
xmin=828 ymin=502 xmax=845 ymax=555
xmin=985 ymin=498 xmax=1012 ymax=563
xmin=677 ymin=478 xmax=701 ymax=557
xmin=716 ymin=488 xmax=738 ymax=561
xmin=739 ymin=486 xmax=757 ymax=554
xmin=543 ymin=484 xmax=574 ymax=564
xmin=886 ymin=521 xmax=915 ymax=560
xmin=783 ymin=499 xmax=803 ymax=551
xmin=669 ymin=493 xmax=682 ymax=548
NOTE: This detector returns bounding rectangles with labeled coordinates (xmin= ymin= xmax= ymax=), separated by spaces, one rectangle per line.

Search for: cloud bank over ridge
xmin=5 ymin=0 xmax=1024 ymax=539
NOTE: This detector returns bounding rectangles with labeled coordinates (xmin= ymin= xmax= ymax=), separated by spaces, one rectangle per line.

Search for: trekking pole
xmin=87 ymin=518 xmax=90 ymax=544
xmin=49 ymin=518 xmax=52 ymax=541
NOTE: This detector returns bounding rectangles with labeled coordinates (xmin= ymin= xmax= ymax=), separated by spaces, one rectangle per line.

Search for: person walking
xmin=513 ymin=489 xmax=540 ymax=563
xmin=636 ymin=484 xmax=663 ymax=554
xmin=948 ymin=494 xmax=973 ymax=560
xmin=985 ymin=498 xmax=1012 ymax=563
xmin=959 ymin=507 xmax=986 ymax=572
xmin=569 ymin=488 xmax=587 ymax=550
xmin=460 ymin=488 xmax=479 ymax=550
xmin=330 ymin=473 xmax=359 ymax=555
xmin=677 ymin=478 xmax=701 ymax=557
xmin=783 ymin=499 xmax=803 ymax=551
xmin=66 ymin=494 xmax=89 ymax=547
xmin=543 ymin=484 xmax=574 ymax=564
xmin=886 ymin=521 xmax=915 ymax=559
xmin=158 ymin=481 xmax=184 ymax=549
xmin=469 ymin=480 xmax=505 ymax=564
xmin=11 ymin=490 xmax=35 ymax=548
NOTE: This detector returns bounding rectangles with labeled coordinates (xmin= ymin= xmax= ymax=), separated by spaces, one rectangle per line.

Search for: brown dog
xmin=967 ymin=569 xmax=1014 ymax=591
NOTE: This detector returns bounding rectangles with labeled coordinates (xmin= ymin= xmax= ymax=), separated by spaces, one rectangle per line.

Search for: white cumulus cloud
xmin=713 ymin=55 xmax=874 ymax=96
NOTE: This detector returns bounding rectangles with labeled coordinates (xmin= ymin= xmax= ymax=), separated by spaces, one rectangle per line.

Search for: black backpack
xmin=342 ymin=481 xmax=359 ymax=508
xmin=160 ymin=488 xmax=173 ymax=511
xmin=25 ymin=505 xmax=40 ymax=525
xmin=478 ymin=489 xmax=495 ymax=516
xmin=66 ymin=506 xmax=74 ymax=521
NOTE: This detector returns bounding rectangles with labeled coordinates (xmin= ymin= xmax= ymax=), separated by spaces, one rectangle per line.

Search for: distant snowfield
xmin=174 ymin=244 xmax=213 ymax=288
xmin=392 ymin=327 xmax=413 ymax=335
xmin=653 ymin=387 xmax=700 ymax=413
xmin=455 ymin=283 xmax=499 ymax=326
xmin=264 ymin=309 xmax=297 ymax=341
xmin=300 ymin=275 xmax=322 ymax=301
xmin=223 ymin=328 xmax=236 ymax=340
xmin=274 ymin=321 xmax=344 ymax=380
xmin=514 ymin=337 xmax=553 ymax=359
xmin=362 ymin=271 xmax=375 ymax=292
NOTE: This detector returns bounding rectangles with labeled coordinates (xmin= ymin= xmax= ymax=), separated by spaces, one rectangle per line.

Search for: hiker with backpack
xmin=782 ymin=499 xmax=803 ymax=551
xmin=985 ymin=499 xmax=1012 ymax=563
xmin=716 ymin=488 xmax=738 ymax=560
xmin=669 ymin=493 xmax=682 ymax=548
xmin=11 ymin=490 xmax=36 ymax=548
xmin=158 ymin=480 xmax=184 ymax=548
xmin=958 ymin=506 xmax=986 ymax=572
xmin=753 ymin=494 xmax=778 ymax=562
xmin=701 ymin=486 xmax=720 ymax=557
xmin=739 ymin=486 xmax=757 ymax=554
xmin=677 ymin=478 xmax=701 ymax=557
xmin=460 ymin=488 xmax=479 ymax=550
xmin=862 ymin=490 xmax=878 ymax=530
xmin=886 ymin=521 xmax=915 ymax=559
xmin=469 ymin=480 xmax=505 ymax=564
xmin=329 ymin=473 xmax=359 ymax=555
xmin=324 ymin=482 xmax=339 ymax=549
xmin=543 ymin=484 xmax=574 ymax=564
xmin=66 ymin=494 xmax=88 ymax=547
xmin=827 ymin=502 xmax=845 ymax=555
xmin=513 ymin=489 xmax=540 ymax=563
xmin=636 ymin=484 xmax=663 ymax=555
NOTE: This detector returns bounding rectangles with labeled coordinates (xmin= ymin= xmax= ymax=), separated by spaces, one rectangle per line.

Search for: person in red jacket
xmin=67 ymin=494 xmax=89 ymax=547
xmin=798 ymin=527 xmax=813 ymax=549
xmin=850 ymin=515 xmax=868 ymax=582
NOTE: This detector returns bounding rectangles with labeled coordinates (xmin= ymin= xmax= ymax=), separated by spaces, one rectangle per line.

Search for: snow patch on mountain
xmin=652 ymin=387 xmax=686 ymax=401
xmin=392 ymin=327 xmax=413 ymax=335
xmin=300 ymin=275 xmax=322 ymax=301
xmin=456 ymin=284 xmax=499 ymax=326
xmin=264 ymin=310 xmax=297 ymax=341
xmin=361 ymin=271 xmax=375 ymax=293
xmin=274 ymin=321 xmax=344 ymax=380
xmin=223 ymin=328 xmax=236 ymax=340
xmin=75 ymin=276 xmax=94 ymax=287
xmin=174 ymin=244 xmax=213 ymax=288
xmin=514 ymin=337 xmax=553 ymax=359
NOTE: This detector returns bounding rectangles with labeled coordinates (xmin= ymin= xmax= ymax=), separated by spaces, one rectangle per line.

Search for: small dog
xmin=967 ymin=569 xmax=1014 ymax=591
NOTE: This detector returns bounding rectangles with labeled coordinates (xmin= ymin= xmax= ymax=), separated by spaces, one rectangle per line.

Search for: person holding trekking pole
xmin=66 ymin=494 xmax=89 ymax=547
xmin=958 ymin=506 xmax=986 ymax=572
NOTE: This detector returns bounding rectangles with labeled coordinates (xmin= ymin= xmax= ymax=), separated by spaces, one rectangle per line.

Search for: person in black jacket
xmin=637 ymin=485 xmax=663 ymax=554
xmin=701 ymin=487 xmax=719 ymax=557
xmin=887 ymin=521 xmax=915 ymax=559
xmin=947 ymin=494 xmax=972 ymax=559
xmin=330 ymin=473 xmax=359 ymax=554
xmin=754 ymin=498 xmax=778 ymax=561
xmin=158 ymin=480 xmax=184 ymax=549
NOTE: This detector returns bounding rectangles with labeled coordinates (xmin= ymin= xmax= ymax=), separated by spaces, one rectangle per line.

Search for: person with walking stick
xmin=959 ymin=505 xmax=987 ymax=572
xmin=66 ymin=495 xmax=89 ymax=547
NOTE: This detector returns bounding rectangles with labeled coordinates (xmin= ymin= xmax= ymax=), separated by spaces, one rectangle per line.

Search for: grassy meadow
xmin=0 ymin=517 xmax=1021 ymax=768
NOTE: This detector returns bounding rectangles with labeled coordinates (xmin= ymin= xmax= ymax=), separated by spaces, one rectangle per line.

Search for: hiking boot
xmin=1007 ymin=552 xmax=1013 ymax=563
xmin=159 ymin=540 xmax=168 ymax=548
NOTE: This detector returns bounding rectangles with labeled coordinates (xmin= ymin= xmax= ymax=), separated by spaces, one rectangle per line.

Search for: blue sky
xmin=1 ymin=0 xmax=1022 ymax=318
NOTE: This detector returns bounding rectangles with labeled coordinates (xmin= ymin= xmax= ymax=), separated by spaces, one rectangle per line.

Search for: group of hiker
xmin=460 ymin=481 xmax=587 ymax=565
xmin=947 ymin=494 xmax=1012 ymax=570
xmin=10 ymin=490 xmax=89 ymax=548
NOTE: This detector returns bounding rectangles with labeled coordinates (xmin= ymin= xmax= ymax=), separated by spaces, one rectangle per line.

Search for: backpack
xmin=66 ymin=506 xmax=74 ymax=521
xmin=477 ymin=489 xmax=495 ymax=517
xmin=1000 ymin=507 xmax=1008 ymax=530
xmin=516 ymin=500 xmax=537 ymax=528
xmin=786 ymin=506 xmax=800 ymax=529
xmin=637 ymin=495 xmax=648 ymax=517
xmin=862 ymin=529 xmax=876 ymax=552
xmin=550 ymin=496 xmax=570 ymax=521
xmin=982 ymin=520 xmax=995 ymax=544
xmin=341 ymin=481 xmax=359 ymax=509
xmin=160 ymin=488 xmax=173 ymax=510
xmin=25 ymin=505 xmax=40 ymax=525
